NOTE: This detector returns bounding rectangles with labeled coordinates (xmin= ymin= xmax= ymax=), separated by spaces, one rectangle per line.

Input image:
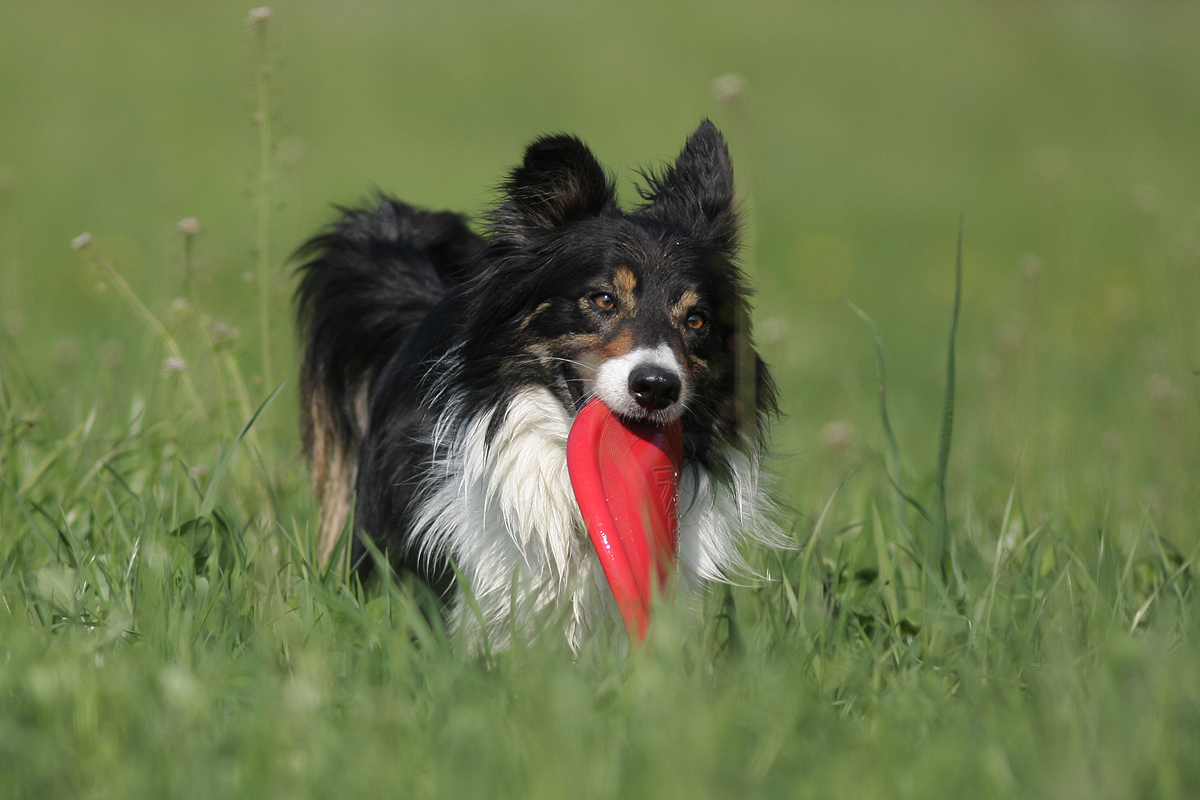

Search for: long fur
xmin=295 ymin=121 xmax=780 ymax=648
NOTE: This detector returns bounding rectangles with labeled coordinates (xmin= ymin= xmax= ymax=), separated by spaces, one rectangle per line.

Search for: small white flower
xmin=209 ymin=321 xmax=241 ymax=348
xmin=1018 ymin=254 xmax=1042 ymax=279
xmin=71 ymin=232 xmax=93 ymax=250
xmin=2 ymin=310 xmax=27 ymax=336
xmin=712 ymin=73 xmax=746 ymax=103
xmin=820 ymin=420 xmax=857 ymax=451
xmin=168 ymin=297 xmax=191 ymax=321
xmin=164 ymin=357 xmax=188 ymax=373
xmin=1148 ymin=373 xmax=1177 ymax=405
xmin=177 ymin=217 xmax=200 ymax=235
xmin=759 ymin=316 xmax=789 ymax=348
xmin=248 ymin=7 xmax=271 ymax=22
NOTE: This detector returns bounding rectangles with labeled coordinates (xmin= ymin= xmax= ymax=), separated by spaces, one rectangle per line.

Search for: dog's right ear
xmin=496 ymin=135 xmax=616 ymax=233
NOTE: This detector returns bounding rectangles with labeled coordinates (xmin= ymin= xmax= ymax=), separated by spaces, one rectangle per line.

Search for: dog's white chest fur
xmin=413 ymin=388 xmax=776 ymax=649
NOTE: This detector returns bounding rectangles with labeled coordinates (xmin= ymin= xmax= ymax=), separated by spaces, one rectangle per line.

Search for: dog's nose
xmin=628 ymin=365 xmax=682 ymax=411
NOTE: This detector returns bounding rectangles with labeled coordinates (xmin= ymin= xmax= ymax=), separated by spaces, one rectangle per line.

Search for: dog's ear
xmin=640 ymin=120 xmax=739 ymax=253
xmin=497 ymin=135 xmax=616 ymax=232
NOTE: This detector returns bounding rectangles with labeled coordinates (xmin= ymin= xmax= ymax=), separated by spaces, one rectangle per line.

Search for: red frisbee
xmin=566 ymin=398 xmax=683 ymax=641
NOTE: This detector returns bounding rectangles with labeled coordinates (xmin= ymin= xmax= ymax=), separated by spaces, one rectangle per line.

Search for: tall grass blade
xmin=843 ymin=298 xmax=904 ymax=495
xmin=446 ymin=550 xmax=493 ymax=661
xmin=930 ymin=218 xmax=964 ymax=582
xmin=796 ymin=466 xmax=855 ymax=619
xmin=199 ymin=378 xmax=287 ymax=518
xmin=845 ymin=297 xmax=931 ymax=555
xmin=1 ymin=474 xmax=58 ymax=557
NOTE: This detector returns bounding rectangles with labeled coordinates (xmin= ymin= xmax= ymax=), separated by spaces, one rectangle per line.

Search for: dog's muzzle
xmin=592 ymin=344 xmax=688 ymax=421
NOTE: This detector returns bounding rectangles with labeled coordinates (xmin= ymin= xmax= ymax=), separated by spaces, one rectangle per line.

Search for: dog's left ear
xmin=640 ymin=120 xmax=739 ymax=253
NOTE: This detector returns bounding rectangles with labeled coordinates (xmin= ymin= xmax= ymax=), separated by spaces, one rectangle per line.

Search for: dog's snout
xmin=593 ymin=344 xmax=688 ymax=420
xmin=628 ymin=365 xmax=682 ymax=411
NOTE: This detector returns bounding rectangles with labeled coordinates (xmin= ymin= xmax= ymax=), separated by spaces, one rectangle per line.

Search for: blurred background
xmin=1 ymin=0 xmax=1197 ymax=536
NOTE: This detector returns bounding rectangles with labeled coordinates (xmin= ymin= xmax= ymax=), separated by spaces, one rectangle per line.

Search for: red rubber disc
xmin=566 ymin=398 xmax=683 ymax=641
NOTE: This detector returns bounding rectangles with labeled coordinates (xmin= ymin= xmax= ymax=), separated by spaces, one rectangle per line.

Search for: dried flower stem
xmin=93 ymin=257 xmax=208 ymax=421
xmin=249 ymin=9 xmax=274 ymax=391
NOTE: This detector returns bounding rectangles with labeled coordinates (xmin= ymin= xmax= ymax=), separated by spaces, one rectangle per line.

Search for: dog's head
xmin=464 ymin=121 xmax=774 ymax=447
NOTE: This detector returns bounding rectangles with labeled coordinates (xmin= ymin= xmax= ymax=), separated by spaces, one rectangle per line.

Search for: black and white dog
xmin=295 ymin=121 xmax=778 ymax=648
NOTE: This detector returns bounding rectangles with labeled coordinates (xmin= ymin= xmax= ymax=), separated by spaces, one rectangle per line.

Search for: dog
xmin=295 ymin=120 xmax=779 ymax=649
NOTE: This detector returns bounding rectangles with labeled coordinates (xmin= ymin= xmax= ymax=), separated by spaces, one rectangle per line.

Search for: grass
xmin=3 ymin=312 xmax=1198 ymax=797
xmin=2 ymin=1 xmax=1200 ymax=797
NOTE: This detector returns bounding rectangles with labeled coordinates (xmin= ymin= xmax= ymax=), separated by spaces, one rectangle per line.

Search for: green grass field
xmin=2 ymin=1 xmax=1199 ymax=797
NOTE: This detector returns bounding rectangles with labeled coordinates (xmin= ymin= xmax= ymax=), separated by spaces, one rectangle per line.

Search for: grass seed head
xmin=712 ymin=73 xmax=746 ymax=104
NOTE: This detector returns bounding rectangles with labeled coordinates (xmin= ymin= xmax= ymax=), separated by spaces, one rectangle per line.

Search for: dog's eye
xmin=591 ymin=292 xmax=617 ymax=310
xmin=686 ymin=312 xmax=707 ymax=331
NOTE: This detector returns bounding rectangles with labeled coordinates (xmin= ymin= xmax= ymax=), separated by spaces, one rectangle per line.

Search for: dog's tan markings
xmin=518 ymin=332 xmax=606 ymax=378
xmin=686 ymin=353 xmax=712 ymax=381
xmin=517 ymin=301 xmax=554 ymax=332
xmin=603 ymin=267 xmax=636 ymax=319
xmin=303 ymin=380 xmax=363 ymax=569
xmin=567 ymin=332 xmax=605 ymax=350
xmin=515 ymin=340 xmax=551 ymax=364
xmin=602 ymin=328 xmax=636 ymax=359
xmin=672 ymin=287 xmax=702 ymax=321
xmin=549 ymin=332 xmax=604 ymax=362
xmin=613 ymin=267 xmax=638 ymax=298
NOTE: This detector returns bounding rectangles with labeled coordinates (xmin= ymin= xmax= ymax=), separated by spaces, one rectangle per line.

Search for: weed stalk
xmin=848 ymin=220 xmax=964 ymax=591
xmin=930 ymin=218 xmax=964 ymax=582
xmin=80 ymin=245 xmax=208 ymax=423
xmin=248 ymin=8 xmax=275 ymax=391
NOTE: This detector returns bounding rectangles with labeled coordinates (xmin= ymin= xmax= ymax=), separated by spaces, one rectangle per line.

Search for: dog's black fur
xmin=295 ymin=121 xmax=776 ymax=641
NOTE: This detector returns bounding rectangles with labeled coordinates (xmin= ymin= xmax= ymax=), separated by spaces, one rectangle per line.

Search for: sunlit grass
xmin=2 ymin=1 xmax=1200 ymax=797
xmin=3 ymin=215 xmax=1198 ymax=796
